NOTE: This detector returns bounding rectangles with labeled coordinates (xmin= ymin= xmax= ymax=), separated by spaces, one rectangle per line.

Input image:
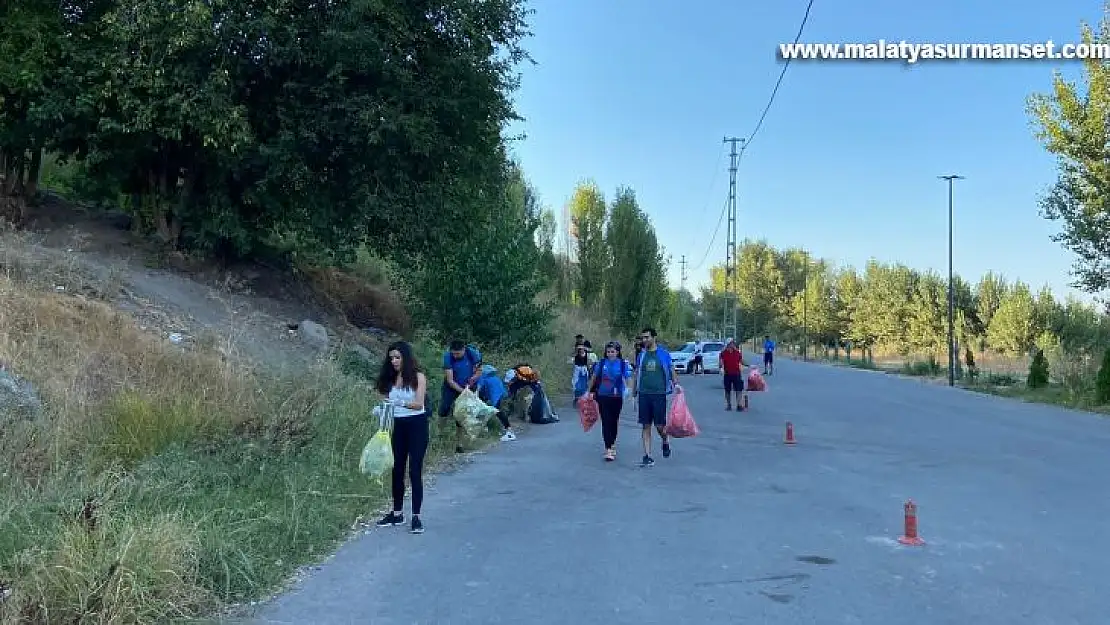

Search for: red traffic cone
xmin=897 ymin=499 xmax=925 ymax=546
xmin=784 ymin=421 xmax=796 ymax=445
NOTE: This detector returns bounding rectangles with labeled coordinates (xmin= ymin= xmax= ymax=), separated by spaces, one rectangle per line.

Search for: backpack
xmin=465 ymin=344 xmax=482 ymax=365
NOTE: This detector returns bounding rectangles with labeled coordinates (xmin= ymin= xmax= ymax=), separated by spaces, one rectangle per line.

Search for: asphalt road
xmin=249 ymin=354 xmax=1110 ymax=625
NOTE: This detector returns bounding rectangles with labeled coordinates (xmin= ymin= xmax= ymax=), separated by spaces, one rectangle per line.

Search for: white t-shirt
xmin=387 ymin=385 xmax=423 ymax=417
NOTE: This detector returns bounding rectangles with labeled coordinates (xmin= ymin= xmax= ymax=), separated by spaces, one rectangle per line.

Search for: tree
xmin=568 ymin=181 xmax=608 ymax=310
xmin=402 ymin=163 xmax=554 ymax=350
xmin=603 ymin=187 xmax=667 ymax=336
xmin=1027 ymin=6 xmax=1110 ymax=294
xmin=988 ymin=282 xmax=1039 ymax=354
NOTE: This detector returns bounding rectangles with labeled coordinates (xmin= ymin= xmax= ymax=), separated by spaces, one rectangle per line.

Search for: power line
xmin=684 ymin=143 xmax=727 ymax=252
xmin=743 ymin=0 xmax=815 ymax=148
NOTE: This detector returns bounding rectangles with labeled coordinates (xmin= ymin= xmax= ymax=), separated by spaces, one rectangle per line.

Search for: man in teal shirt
xmin=631 ymin=326 xmax=675 ymax=467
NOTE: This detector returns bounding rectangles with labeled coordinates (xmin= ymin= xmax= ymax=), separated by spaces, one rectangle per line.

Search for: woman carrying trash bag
xmin=584 ymin=341 xmax=632 ymax=462
xmin=373 ymin=341 xmax=429 ymax=534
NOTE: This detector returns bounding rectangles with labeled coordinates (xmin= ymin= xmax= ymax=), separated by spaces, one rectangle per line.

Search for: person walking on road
xmin=720 ymin=339 xmax=745 ymax=411
xmin=439 ymin=340 xmax=482 ymax=453
xmin=584 ymin=341 xmax=632 ymax=462
xmin=762 ymin=334 xmax=776 ymax=375
xmin=630 ymin=327 xmax=675 ymax=467
xmin=374 ymin=341 xmax=430 ymax=534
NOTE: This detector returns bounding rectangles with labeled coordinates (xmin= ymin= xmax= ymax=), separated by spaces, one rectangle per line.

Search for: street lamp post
xmin=802 ymin=251 xmax=809 ymax=362
xmin=939 ymin=174 xmax=964 ymax=387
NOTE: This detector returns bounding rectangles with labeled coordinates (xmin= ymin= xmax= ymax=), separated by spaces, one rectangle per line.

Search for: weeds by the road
xmin=0 ymin=250 xmax=597 ymax=622
xmin=798 ymin=345 xmax=1110 ymax=415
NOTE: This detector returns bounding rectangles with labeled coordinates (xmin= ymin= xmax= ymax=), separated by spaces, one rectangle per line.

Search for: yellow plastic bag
xmin=452 ymin=388 xmax=498 ymax=439
xmin=359 ymin=404 xmax=394 ymax=477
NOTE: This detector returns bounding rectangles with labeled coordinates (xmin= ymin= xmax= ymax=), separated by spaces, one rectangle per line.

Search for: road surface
xmin=248 ymin=355 xmax=1110 ymax=624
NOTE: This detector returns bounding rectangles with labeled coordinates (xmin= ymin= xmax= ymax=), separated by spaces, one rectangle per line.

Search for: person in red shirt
xmin=719 ymin=339 xmax=745 ymax=411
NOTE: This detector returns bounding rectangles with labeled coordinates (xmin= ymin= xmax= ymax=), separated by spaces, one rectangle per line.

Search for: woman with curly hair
xmin=373 ymin=341 xmax=429 ymax=534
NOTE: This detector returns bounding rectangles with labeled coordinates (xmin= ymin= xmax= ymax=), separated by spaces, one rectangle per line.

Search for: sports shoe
xmin=375 ymin=511 xmax=404 ymax=527
xmin=640 ymin=455 xmax=655 ymax=467
xmin=604 ymin=448 xmax=616 ymax=462
xmin=500 ymin=430 xmax=517 ymax=442
xmin=661 ymin=442 xmax=671 ymax=459
xmin=410 ymin=516 xmax=424 ymax=534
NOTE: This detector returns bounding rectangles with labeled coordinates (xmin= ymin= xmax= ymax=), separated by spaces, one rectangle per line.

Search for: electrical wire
xmin=689 ymin=147 xmax=746 ymax=272
xmin=743 ymin=0 xmax=815 ymax=148
xmin=683 ymin=142 xmax=727 ymax=252
xmin=686 ymin=0 xmax=815 ymax=280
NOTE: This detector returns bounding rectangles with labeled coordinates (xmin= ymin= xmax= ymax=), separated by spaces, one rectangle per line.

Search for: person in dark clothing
xmin=585 ymin=341 xmax=632 ymax=462
xmin=373 ymin=341 xmax=429 ymax=534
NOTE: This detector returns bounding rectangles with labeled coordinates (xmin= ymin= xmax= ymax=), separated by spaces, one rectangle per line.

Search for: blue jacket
xmin=634 ymin=347 xmax=675 ymax=395
xmin=476 ymin=366 xmax=508 ymax=406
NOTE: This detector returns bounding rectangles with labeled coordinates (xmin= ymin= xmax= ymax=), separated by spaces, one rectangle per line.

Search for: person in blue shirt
xmin=440 ymin=340 xmax=481 ymax=453
xmin=475 ymin=364 xmax=517 ymax=442
xmin=584 ymin=341 xmax=632 ymax=462
xmin=629 ymin=326 xmax=676 ymax=467
xmin=763 ymin=334 xmax=776 ymax=375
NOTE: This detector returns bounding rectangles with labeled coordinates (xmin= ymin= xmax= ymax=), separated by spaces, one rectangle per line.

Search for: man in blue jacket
xmin=630 ymin=326 xmax=675 ymax=467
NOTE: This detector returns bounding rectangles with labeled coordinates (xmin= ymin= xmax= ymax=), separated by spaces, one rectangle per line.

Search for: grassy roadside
xmin=0 ymin=247 xmax=604 ymax=624
xmin=798 ymin=351 xmax=1110 ymax=416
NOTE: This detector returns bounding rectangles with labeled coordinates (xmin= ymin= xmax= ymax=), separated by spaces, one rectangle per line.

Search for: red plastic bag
xmin=747 ymin=369 xmax=766 ymax=391
xmin=664 ymin=386 xmax=699 ymax=438
xmin=578 ymin=396 xmax=600 ymax=432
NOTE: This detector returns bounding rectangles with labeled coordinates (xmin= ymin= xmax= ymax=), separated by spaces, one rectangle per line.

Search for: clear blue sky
xmin=506 ymin=0 xmax=1105 ymax=303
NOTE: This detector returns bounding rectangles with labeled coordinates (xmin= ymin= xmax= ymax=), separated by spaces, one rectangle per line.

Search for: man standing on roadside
xmin=630 ymin=327 xmax=675 ymax=467
xmin=762 ymin=334 xmax=776 ymax=375
xmin=720 ymin=339 xmax=745 ymax=411
xmin=440 ymin=340 xmax=482 ymax=453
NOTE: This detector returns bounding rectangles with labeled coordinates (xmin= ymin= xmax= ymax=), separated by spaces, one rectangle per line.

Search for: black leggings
xmin=597 ymin=396 xmax=623 ymax=449
xmin=391 ymin=413 xmax=429 ymax=515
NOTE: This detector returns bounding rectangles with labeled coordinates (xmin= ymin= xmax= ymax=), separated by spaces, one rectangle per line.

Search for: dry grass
xmin=302 ymin=265 xmax=411 ymax=335
xmin=0 ymin=227 xmax=607 ymax=623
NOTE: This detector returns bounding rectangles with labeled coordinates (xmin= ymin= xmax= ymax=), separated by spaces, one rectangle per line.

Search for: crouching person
xmin=476 ymin=364 xmax=517 ymax=442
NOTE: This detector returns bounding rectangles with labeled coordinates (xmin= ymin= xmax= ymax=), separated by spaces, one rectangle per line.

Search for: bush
xmin=1095 ymin=347 xmax=1110 ymax=404
xmin=1027 ymin=349 xmax=1049 ymax=389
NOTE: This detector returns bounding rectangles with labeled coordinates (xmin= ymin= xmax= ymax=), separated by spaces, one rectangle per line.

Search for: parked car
xmin=699 ymin=341 xmax=726 ymax=373
xmin=671 ymin=342 xmax=698 ymax=374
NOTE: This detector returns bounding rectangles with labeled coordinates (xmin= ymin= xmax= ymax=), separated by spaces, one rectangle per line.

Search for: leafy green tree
xmin=402 ymin=164 xmax=553 ymax=350
xmin=1027 ymin=6 xmax=1110 ymax=293
xmin=988 ymin=282 xmax=1039 ymax=354
xmin=603 ymin=187 xmax=667 ymax=335
xmin=569 ymin=180 xmax=609 ymax=310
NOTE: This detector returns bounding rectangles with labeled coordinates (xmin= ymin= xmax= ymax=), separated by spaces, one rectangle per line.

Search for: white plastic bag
xmin=453 ymin=388 xmax=498 ymax=438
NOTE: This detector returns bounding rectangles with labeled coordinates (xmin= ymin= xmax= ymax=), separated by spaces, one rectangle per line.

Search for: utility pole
xmin=939 ymin=174 xmax=964 ymax=387
xmin=802 ymin=251 xmax=809 ymax=361
xmin=679 ymin=255 xmax=688 ymax=292
xmin=722 ymin=136 xmax=744 ymax=340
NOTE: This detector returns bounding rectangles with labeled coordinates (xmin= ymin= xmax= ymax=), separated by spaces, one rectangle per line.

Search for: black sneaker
xmin=661 ymin=443 xmax=671 ymax=459
xmin=410 ymin=516 xmax=424 ymax=534
xmin=376 ymin=512 xmax=404 ymax=527
xmin=726 ymin=404 xmax=733 ymax=411
xmin=455 ymin=446 xmax=464 ymax=454
xmin=640 ymin=455 xmax=655 ymax=467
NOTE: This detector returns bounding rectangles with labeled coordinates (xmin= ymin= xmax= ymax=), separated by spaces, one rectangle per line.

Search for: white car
xmin=671 ymin=342 xmax=699 ymax=374
xmin=698 ymin=341 xmax=726 ymax=373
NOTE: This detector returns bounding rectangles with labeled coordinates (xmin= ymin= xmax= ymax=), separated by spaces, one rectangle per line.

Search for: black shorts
xmin=764 ymin=352 xmax=774 ymax=365
xmin=637 ymin=394 xmax=667 ymax=427
xmin=723 ymin=373 xmax=743 ymax=393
